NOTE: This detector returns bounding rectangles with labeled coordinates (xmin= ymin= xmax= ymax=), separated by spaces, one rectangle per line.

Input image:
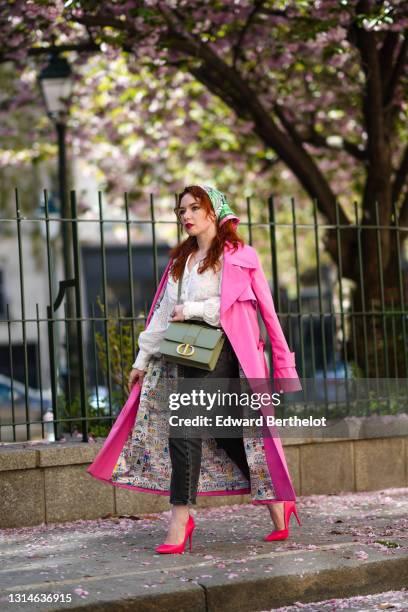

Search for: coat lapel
xmin=220 ymin=243 xmax=257 ymax=316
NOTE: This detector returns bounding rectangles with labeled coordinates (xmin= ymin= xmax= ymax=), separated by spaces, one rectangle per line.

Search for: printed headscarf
xmin=197 ymin=184 xmax=240 ymax=228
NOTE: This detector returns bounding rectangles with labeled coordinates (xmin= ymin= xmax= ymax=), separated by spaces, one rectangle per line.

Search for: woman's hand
xmin=169 ymin=304 xmax=185 ymax=322
xmin=128 ymin=368 xmax=145 ymax=392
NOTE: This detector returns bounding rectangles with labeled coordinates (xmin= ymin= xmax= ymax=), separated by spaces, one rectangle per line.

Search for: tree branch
xmin=274 ymin=104 xmax=304 ymax=148
xmin=351 ymin=2 xmax=393 ymax=218
xmin=256 ymin=8 xmax=288 ymax=17
xmin=74 ymin=14 xmax=146 ymax=53
xmin=353 ymin=16 xmax=384 ymax=159
xmin=4 ymin=3 xmax=357 ymax=270
xmin=156 ymin=4 xmax=352 ymax=236
xmin=232 ymin=0 xmax=266 ymax=69
xmin=0 ymin=40 xmax=101 ymax=63
xmin=74 ymin=14 xmax=129 ymax=31
xmin=304 ymin=129 xmax=367 ymax=162
xmin=398 ymin=189 xmax=408 ymax=230
xmin=27 ymin=41 xmax=100 ymax=57
xmin=379 ymin=31 xmax=399 ymax=91
xmin=299 ymin=106 xmax=367 ymax=161
xmin=392 ymin=145 xmax=408 ymax=204
xmin=383 ymin=32 xmax=408 ymax=109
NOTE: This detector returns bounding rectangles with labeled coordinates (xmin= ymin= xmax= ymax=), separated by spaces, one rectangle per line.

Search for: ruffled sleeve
xmin=182 ymin=297 xmax=221 ymax=326
xmin=132 ymin=282 xmax=177 ymax=371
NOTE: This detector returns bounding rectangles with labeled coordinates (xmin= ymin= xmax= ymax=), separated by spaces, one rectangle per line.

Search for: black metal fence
xmin=0 ymin=188 xmax=407 ymax=443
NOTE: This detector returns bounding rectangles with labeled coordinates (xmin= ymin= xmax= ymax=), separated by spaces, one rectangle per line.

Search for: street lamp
xmin=38 ymin=52 xmax=73 ymax=120
xmin=38 ymin=52 xmax=73 ymax=237
xmin=38 ymin=52 xmax=77 ymax=438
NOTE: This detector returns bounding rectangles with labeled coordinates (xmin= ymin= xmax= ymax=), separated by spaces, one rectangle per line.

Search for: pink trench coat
xmin=87 ymin=242 xmax=302 ymax=502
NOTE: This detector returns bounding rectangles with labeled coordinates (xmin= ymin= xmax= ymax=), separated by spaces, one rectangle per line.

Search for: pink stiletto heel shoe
xmin=264 ymin=501 xmax=301 ymax=542
xmin=155 ymin=515 xmax=195 ymax=554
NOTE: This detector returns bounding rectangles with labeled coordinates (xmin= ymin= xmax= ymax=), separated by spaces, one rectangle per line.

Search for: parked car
xmin=0 ymin=374 xmax=52 ymax=442
xmin=312 ymin=361 xmax=354 ymax=403
xmin=88 ymin=386 xmax=122 ymax=416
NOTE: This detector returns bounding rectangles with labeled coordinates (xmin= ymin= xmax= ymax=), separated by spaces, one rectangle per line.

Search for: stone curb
xmin=1 ymin=542 xmax=407 ymax=611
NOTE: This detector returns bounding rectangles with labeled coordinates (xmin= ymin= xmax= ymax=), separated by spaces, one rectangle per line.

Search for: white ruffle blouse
xmin=132 ymin=252 xmax=223 ymax=371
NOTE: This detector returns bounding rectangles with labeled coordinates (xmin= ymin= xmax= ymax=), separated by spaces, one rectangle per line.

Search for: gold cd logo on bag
xmin=176 ymin=343 xmax=195 ymax=356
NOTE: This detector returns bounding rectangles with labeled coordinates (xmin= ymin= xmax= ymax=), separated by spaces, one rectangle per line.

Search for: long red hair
xmin=169 ymin=185 xmax=244 ymax=281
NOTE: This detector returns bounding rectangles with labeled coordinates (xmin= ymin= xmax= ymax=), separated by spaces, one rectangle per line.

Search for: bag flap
xmin=164 ymin=323 xmax=223 ymax=349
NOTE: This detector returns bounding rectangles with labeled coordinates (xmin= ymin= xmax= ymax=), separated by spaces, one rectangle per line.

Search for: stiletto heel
xmin=264 ymin=501 xmax=301 ymax=542
xmin=155 ymin=515 xmax=195 ymax=554
xmin=293 ymin=504 xmax=302 ymax=526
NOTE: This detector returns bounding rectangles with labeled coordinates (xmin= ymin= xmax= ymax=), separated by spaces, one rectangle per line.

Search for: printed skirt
xmin=110 ymin=354 xmax=278 ymax=503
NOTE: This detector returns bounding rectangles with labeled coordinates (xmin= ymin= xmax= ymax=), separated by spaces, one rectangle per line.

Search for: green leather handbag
xmin=158 ymin=263 xmax=226 ymax=371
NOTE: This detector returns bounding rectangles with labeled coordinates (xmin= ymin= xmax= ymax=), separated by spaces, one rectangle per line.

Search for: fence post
xmin=70 ymin=190 xmax=88 ymax=442
xmin=43 ymin=191 xmax=60 ymax=440
xmin=267 ymin=196 xmax=280 ymax=312
xmin=14 ymin=189 xmax=31 ymax=440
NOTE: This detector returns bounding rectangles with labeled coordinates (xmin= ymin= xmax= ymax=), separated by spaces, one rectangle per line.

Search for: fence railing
xmin=0 ymin=188 xmax=407 ymax=443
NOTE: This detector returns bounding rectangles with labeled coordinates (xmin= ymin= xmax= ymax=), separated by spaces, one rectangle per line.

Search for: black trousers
xmin=168 ymin=333 xmax=251 ymax=505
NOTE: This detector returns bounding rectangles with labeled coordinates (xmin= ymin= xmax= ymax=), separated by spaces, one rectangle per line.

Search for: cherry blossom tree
xmin=1 ymin=0 xmax=407 ymax=374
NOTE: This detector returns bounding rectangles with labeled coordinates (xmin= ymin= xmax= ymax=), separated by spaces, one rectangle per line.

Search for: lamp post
xmin=35 ymin=193 xmax=60 ymax=441
xmin=38 ymin=52 xmax=80 ymax=435
xmin=38 ymin=52 xmax=73 ymax=287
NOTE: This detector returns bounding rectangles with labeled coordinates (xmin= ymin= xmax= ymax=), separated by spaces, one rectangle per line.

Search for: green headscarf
xmin=198 ymin=184 xmax=240 ymax=228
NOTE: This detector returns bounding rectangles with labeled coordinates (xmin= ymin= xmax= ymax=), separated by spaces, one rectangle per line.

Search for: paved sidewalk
xmin=274 ymin=589 xmax=408 ymax=610
xmin=0 ymin=487 xmax=407 ymax=611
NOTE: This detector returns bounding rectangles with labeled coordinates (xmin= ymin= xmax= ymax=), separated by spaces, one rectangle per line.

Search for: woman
xmin=87 ymin=185 xmax=302 ymax=554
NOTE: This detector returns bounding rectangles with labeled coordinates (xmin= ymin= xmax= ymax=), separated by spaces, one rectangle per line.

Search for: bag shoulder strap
xmin=177 ymin=263 xmax=184 ymax=305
